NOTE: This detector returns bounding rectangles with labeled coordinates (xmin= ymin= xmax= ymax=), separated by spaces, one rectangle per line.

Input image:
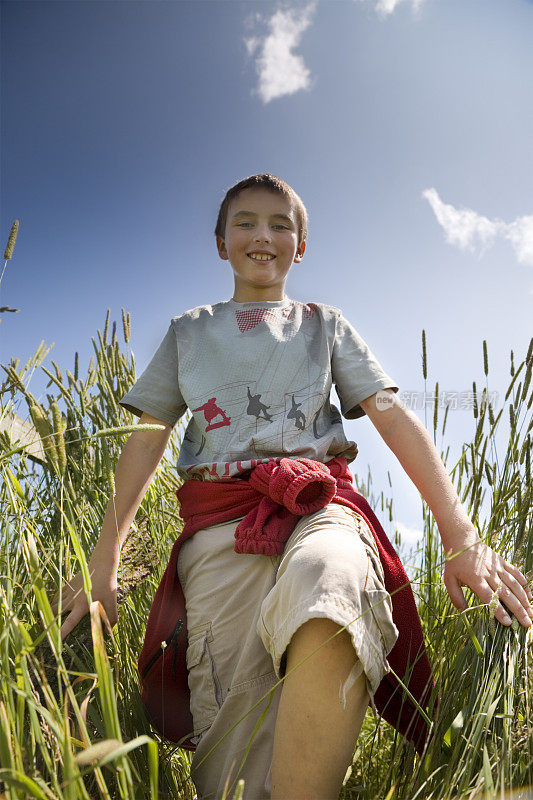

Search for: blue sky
xmin=1 ymin=0 xmax=532 ymax=549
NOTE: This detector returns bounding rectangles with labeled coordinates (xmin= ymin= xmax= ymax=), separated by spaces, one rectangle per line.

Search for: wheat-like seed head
xmin=50 ymin=400 xmax=67 ymax=475
xmin=3 ymin=220 xmax=19 ymax=260
xmin=28 ymin=402 xmax=58 ymax=470
xmin=488 ymin=582 xmax=502 ymax=618
xmin=103 ymin=308 xmax=110 ymax=345
xmin=121 ymin=308 xmax=131 ymax=343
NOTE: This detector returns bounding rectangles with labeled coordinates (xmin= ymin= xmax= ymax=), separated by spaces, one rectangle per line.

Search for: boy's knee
xmin=285 ymin=616 xmax=352 ymax=667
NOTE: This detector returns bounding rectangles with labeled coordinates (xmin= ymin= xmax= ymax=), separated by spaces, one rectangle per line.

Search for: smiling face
xmin=216 ymin=187 xmax=306 ymax=302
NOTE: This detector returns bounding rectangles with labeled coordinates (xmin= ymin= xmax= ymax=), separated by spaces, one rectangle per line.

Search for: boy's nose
xmin=253 ymin=226 xmax=272 ymax=242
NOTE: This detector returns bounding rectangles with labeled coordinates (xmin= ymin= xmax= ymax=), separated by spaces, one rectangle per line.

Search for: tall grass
xmin=1 ymin=310 xmax=194 ymax=799
xmin=342 ymin=335 xmax=533 ymax=800
xmin=1 ymin=313 xmax=532 ymax=799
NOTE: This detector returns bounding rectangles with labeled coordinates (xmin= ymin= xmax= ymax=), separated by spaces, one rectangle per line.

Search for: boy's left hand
xmin=443 ymin=539 xmax=533 ymax=628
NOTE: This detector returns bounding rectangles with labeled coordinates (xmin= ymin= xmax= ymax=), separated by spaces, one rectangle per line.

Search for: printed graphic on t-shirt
xmin=235 ymin=308 xmax=277 ymax=332
xmin=234 ymin=302 xmax=316 ymax=333
xmin=187 ymin=370 xmax=330 ymax=464
xmin=119 ymin=299 xmax=394 ymax=480
xmin=183 ymin=429 xmax=207 ymax=458
xmin=287 ymin=395 xmax=306 ymax=431
xmin=246 ymin=388 xmax=273 ymax=422
xmin=313 ymin=403 xmax=342 ymax=439
xmin=192 ymin=398 xmax=231 ymax=431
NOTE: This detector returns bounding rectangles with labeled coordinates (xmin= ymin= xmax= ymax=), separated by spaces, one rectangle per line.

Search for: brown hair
xmin=214 ymin=174 xmax=308 ymax=244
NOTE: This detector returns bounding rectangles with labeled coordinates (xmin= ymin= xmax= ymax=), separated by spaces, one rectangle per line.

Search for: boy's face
xmin=216 ymin=187 xmax=306 ymax=302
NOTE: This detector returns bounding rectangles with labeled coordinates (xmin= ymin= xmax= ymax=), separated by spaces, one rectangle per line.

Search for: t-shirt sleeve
xmin=332 ymin=311 xmax=399 ymax=420
xmin=118 ymin=322 xmax=187 ymax=427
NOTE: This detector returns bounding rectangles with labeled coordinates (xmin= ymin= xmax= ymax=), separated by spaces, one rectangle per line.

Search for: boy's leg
xmin=258 ymin=504 xmax=399 ymax=799
xmin=270 ymin=617 xmax=369 ymax=800
xmin=178 ymin=521 xmax=283 ymax=800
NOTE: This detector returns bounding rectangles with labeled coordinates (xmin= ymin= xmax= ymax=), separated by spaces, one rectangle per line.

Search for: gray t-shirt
xmin=119 ymin=298 xmax=398 ymax=481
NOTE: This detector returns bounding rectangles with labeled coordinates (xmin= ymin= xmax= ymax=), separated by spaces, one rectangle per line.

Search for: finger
xmin=50 ymin=594 xmax=67 ymax=616
xmin=51 ymin=591 xmax=72 ymax=616
xmin=465 ymin=577 xmax=513 ymax=626
xmin=60 ymin=606 xmax=86 ymax=642
xmin=500 ymin=569 xmax=533 ymax=618
xmin=51 ymin=581 xmax=75 ymax=614
xmin=501 ymin=560 xmax=533 ymax=603
xmin=489 ymin=576 xmax=533 ymax=628
xmin=443 ymin=574 xmax=468 ymax=613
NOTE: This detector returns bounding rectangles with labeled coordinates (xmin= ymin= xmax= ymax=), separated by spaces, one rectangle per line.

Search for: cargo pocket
xmin=364 ymin=588 xmax=399 ymax=657
xmin=186 ymin=621 xmax=223 ymax=736
xmin=356 ymin=518 xmax=388 ymax=591
xmin=269 ymin=554 xmax=282 ymax=570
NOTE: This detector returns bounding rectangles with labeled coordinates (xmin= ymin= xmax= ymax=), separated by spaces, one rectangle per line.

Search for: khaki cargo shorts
xmin=177 ymin=504 xmax=399 ymax=800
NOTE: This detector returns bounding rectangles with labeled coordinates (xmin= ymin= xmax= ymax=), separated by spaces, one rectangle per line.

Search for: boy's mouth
xmin=247 ymin=252 xmax=275 ymax=263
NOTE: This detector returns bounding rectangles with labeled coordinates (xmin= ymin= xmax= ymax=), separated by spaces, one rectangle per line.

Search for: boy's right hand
xmin=50 ymin=554 xmax=119 ymax=641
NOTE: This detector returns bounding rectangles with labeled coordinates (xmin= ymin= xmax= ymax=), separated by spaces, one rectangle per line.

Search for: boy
xmin=52 ymin=174 xmax=533 ymax=800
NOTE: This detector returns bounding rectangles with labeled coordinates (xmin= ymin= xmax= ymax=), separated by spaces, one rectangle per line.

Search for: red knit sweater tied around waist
xmin=138 ymin=456 xmax=436 ymax=754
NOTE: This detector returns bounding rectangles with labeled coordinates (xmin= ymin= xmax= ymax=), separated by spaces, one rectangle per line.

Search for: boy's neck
xmin=232 ymin=289 xmax=288 ymax=303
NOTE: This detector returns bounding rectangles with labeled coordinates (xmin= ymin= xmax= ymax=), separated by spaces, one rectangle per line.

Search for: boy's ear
xmin=294 ymin=241 xmax=306 ymax=263
xmin=216 ymin=235 xmax=229 ymax=260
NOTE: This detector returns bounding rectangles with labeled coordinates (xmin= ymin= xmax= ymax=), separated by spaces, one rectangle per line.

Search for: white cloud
xmin=504 ymin=215 xmax=533 ymax=266
xmin=245 ymin=3 xmax=316 ymax=104
xmin=356 ymin=0 xmax=426 ymax=18
xmin=394 ymin=520 xmax=424 ymax=545
xmin=245 ymin=0 xmax=424 ymax=104
xmin=375 ymin=0 xmax=425 ymax=16
xmin=422 ymin=188 xmax=533 ymax=267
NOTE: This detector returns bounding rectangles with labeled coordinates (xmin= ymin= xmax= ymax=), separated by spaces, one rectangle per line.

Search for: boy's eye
xmin=235 ymin=221 xmax=291 ymax=231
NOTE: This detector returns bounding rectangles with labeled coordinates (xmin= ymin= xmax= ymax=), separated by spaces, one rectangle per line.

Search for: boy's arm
xmin=51 ymin=412 xmax=172 ymax=639
xmin=91 ymin=411 xmax=173 ymax=566
xmin=359 ymin=390 xmax=533 ymax=628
